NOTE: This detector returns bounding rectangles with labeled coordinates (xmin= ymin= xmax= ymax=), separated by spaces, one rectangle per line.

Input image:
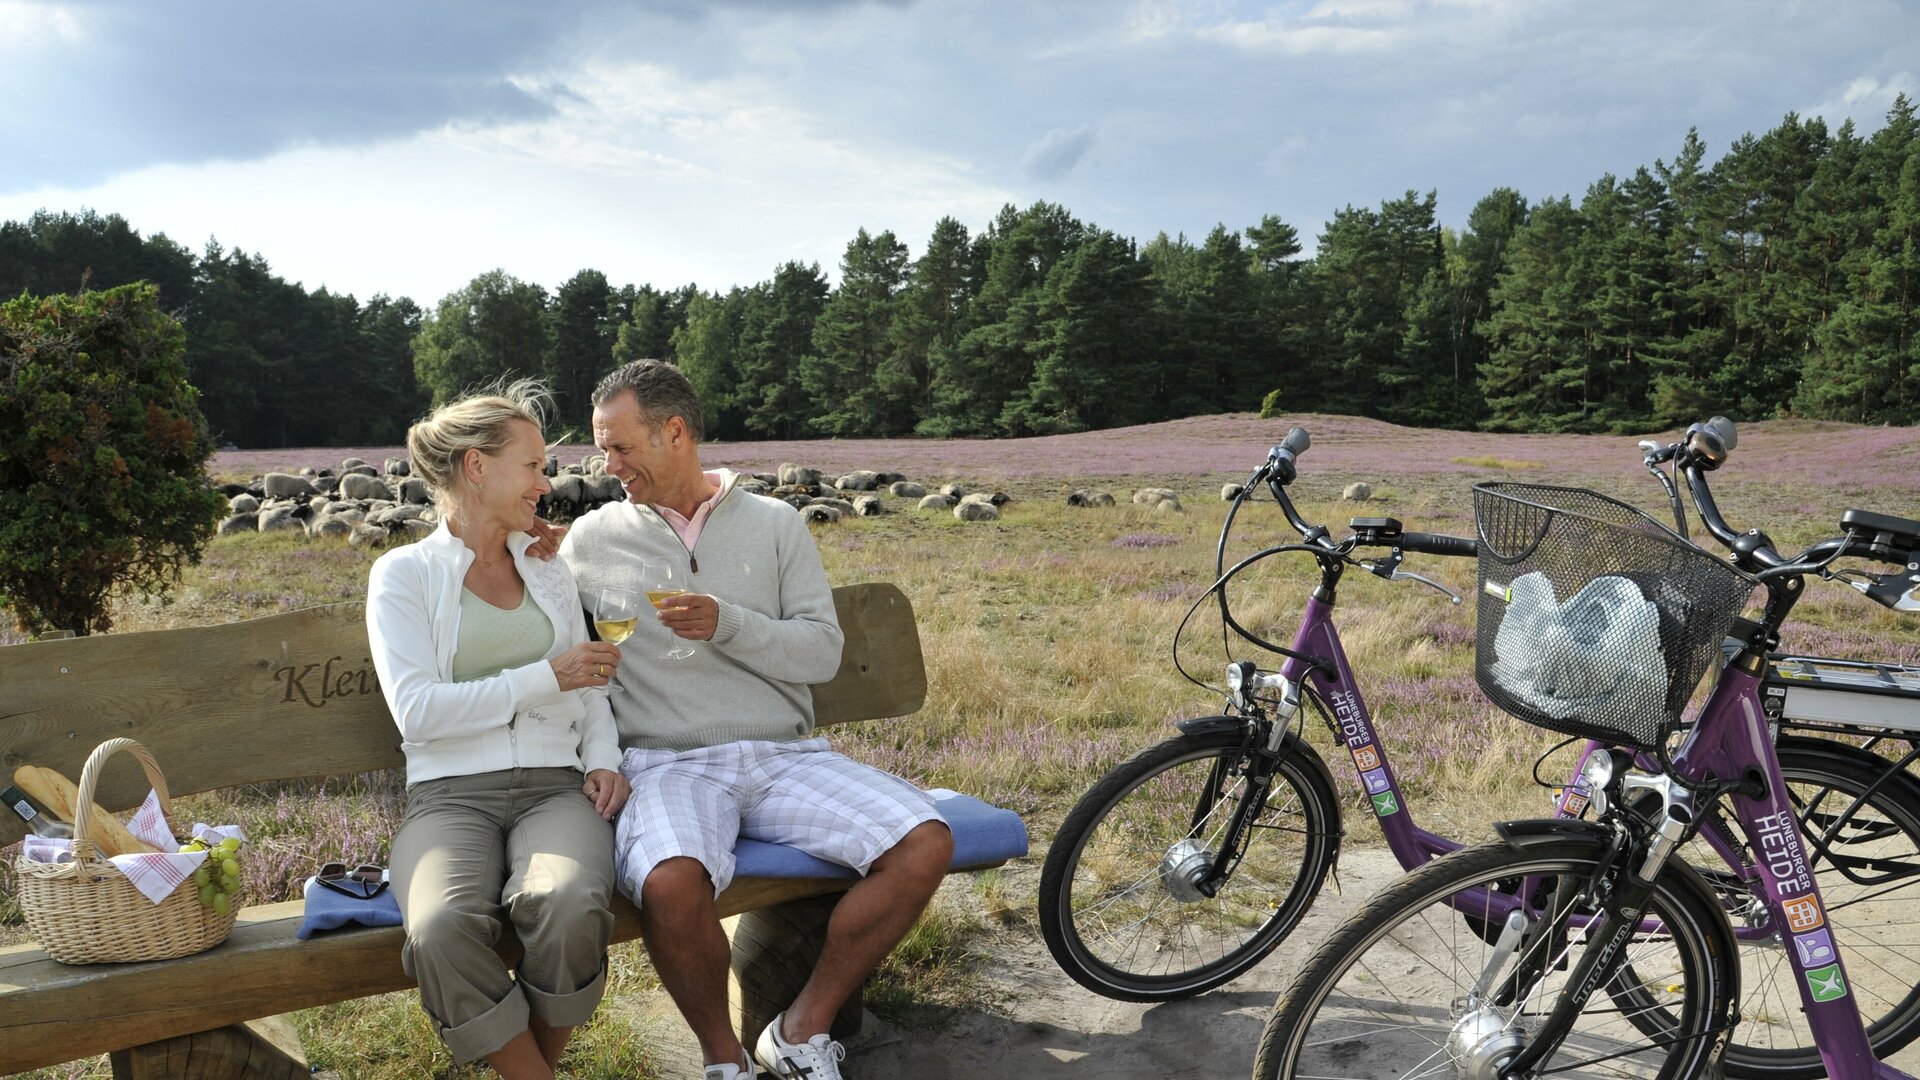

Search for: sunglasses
xmin=315 ymin=861 xmax=389 ymax=900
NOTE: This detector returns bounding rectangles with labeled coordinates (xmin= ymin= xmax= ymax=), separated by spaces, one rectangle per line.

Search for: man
xmin=560 ymin=359 xmax=952 ymax=1080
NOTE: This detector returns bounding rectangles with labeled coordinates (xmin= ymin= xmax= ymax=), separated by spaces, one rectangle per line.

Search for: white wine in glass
xmin=639 ymin=558 xmax=696 ymax=660
xmin=595 ymin=587 xmax=640 ymax=645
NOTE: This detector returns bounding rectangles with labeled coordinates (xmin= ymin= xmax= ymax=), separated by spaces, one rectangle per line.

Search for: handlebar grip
xmin=1704 ymin=415 xmax=1737 ymax=453
xmin=1401 ymin=532 xmax=1478 ymax=559
xmin=1266 ymin=426 xmax=1311 ymax=485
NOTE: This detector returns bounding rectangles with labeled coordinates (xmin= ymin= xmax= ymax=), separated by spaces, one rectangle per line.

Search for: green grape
xmin=212 ymin=891 xmax=231 ymax=915
xmin=219 ymin=837 xmax=241 ymax=852
xmin=192 ymin=867 xmax=210 ymax=888
xmin=220 ymin=861 xmax=241 ymax=882
xmin=197 ymin=884 xmax=215 ymax=907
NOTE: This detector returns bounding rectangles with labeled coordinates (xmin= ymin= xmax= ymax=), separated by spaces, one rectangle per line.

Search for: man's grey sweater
xmin=559 ymin=470 xmax=845 ymax=751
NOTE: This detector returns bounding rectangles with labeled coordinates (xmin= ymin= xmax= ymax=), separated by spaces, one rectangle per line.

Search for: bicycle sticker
xmin=1361 ymin=767 xmax=1390 ymax=794
xmin=1782 ymin=896 xmax=1825 ymax=933
xmin=1370 ymin=791 xmax=1400 ymax=817
xmin=1805 ymin=963 xmax=1850 ymax=1002
xmin=1351 ymin=745 xmax=1380 ymax=770
xmin=1793 ymin=929 xmax=1836 ymax=967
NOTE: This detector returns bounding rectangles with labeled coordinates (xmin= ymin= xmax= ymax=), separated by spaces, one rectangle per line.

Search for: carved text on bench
xmin=274 ymin=656 xmax=380 ymax=709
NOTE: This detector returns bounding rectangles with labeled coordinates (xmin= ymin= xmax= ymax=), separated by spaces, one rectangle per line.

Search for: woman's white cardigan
xmin=366 ymin=522 xmax=623 ymax=785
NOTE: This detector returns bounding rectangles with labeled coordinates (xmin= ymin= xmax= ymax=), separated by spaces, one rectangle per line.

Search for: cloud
xmin=1803 ymin=72 xmax=1920 ymax=132
xmin=0 ymin=1 xmax=609 ymax=192
xmin=0 ymin=53 xmax=1015 ymax=303
xmin=1022 ymin=125 xmax=1099 ymax=180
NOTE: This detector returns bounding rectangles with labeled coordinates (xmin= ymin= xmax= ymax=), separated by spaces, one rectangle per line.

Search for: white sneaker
xmin=704 ymin=1055 xmax=754 ymax=1080
xmin=754 ymin=1010 xmax=846 ymax=1080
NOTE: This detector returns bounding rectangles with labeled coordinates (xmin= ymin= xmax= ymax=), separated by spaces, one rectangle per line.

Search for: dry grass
xmin=10 ymin=418 xmax=1919 ymax=1076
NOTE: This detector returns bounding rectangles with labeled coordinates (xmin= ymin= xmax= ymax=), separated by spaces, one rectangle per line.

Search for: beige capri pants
xmin=390 ymin=766 xmax=616 ymax=1064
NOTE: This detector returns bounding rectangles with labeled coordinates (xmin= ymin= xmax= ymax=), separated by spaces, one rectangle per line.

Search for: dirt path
xmin=630 ymin=844 xmax=1920 ymax=1079
xmin=632 ymin=850 xmax=1394 ymax=1079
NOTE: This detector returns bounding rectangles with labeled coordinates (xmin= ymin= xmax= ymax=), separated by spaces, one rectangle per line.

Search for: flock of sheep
xmin=212 ymin=455 xmax=1196 ymax=548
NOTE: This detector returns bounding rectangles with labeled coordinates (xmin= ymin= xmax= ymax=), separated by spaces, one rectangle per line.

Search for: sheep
xmin=261 ymin=473 xmax=317 ymax=500
xmin=954 ymin=500 xmax=1000 ymax=522
xmin=833 ymin=470 xmax=882 ymax=491
xmin=887 ymin=481 xmax=927 ymax=498
xmin=339 ymin=474 xmax=396 ymax=501
xmin=778 ymin=463 xmax=821 ymax=486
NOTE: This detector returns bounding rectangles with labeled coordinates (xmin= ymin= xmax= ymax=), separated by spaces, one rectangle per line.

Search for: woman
xmin=366 ymin=380 xmax=628 ymax=1079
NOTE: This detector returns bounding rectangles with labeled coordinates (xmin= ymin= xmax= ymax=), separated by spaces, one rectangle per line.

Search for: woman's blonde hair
xmin=406 ymin=378 xmax=552 ymax=512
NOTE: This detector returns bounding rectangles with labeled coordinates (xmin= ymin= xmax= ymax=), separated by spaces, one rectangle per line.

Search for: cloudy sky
xmin=3 ymin=0 xmax=1915 ymax=306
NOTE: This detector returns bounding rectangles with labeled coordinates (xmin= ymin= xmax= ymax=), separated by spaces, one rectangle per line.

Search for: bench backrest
xmin=0 ymin=582 xmax=924 ymax=846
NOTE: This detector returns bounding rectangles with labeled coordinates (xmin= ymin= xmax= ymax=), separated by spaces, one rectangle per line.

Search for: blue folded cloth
xmin=294 ymin=792 xmax=1026 ymax=939
xmin=733 ymin=791 xmax=1029 ymax=880
xmin=296 ymin=874 xmax=404 ymax=940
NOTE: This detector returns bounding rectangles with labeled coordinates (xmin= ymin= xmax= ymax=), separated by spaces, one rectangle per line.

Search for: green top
xmin=452 ymin=586 xmax=555 ymax=683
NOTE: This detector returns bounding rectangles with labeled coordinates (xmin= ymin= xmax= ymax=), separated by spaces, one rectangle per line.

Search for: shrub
xmin=1259 ymin=387 xmax=1284 ymax=418
xmin=0 ymin=284 xmax=224 ymax=636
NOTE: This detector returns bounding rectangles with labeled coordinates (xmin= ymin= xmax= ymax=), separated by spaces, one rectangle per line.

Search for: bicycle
xmin=1252 ymin=425 xmax=1920 ymax=1079
xmin=1037 ymin=425 xmax=1920 ymax=1079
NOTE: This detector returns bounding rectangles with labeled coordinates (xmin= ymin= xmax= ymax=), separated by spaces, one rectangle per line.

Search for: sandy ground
xmin=631 ymin=850 xmax=1391 ymax=1080
xmin=626 ymin=843 xmax=1920 ymax=1080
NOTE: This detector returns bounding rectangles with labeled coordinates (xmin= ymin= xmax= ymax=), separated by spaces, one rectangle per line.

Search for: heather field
xmin=9 ymin=412 xmax=1920 ymax=1079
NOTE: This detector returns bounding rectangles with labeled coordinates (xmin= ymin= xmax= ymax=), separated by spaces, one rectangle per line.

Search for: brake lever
xmin=1390 ymin=568 xmax=1464 ymax=605
xmin=1848 ymin=570 xmax=1920 ymax=612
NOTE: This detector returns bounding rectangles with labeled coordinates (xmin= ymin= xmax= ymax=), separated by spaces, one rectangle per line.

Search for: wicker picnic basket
xmin=14 ymin=737 xmax=239 ymax=964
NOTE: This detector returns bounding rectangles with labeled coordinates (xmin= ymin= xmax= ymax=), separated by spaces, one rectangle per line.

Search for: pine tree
xmin=922 ymin=203 xmax=1084 ymax=435
xmin=671 ymin=290 xmax=744 ymax=439
xmin=733 ymin=262 xmax=829 ymax=439
xmin=801 ymin=229 xmax=910 ymax=436
xmin=1000 ymin=229 xmax=1154 ymax=434
xmin=412 ymin=269 xmax=550 ymax=409
xmin=548 ymin=269 xmax=617 ymax=431
xmin=884 ymin=217 xmax=973 ymax=434
xmin=1480 ymin=197 xmax=1588 ymax=430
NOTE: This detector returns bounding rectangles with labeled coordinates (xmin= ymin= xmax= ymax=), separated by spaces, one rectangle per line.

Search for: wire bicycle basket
xmin=1473 ymin=483 xmax=1757 ymax=750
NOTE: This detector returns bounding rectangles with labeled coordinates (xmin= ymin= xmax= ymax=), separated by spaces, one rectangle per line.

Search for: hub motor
xmin=1158 ymin=839 xmax=1215 ymax=902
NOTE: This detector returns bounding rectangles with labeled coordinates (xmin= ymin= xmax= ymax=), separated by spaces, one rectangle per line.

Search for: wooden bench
xmin=1 ymin=582 xmax=1018 ymax=1077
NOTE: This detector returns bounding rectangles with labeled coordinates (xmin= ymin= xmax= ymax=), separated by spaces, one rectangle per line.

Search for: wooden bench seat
xmin=0 ymin=582 xmax=1019 ymax=1077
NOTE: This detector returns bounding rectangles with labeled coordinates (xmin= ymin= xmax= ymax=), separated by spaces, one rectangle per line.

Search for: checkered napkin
xmin=105 ymin=790 xmax=248 ymax=905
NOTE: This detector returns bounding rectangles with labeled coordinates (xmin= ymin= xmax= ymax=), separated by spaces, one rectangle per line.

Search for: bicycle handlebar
xmin=1401 ymin=532 xmax=1479 ymax=559
xmin=1648 ymin=416 xmax=1915 ymax=581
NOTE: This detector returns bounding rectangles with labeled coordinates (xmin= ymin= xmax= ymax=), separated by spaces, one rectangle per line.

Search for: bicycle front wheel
xmin=1037 ymin=726 xmax=1339 ymax=1001
xmin=1254 ymin=836 xmax=1737 ymax=1080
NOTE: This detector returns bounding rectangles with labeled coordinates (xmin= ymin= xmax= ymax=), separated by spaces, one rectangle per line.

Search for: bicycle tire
xmin=1037 ymin=725 xmax=1339 ymax=1001
xmin=1683 ymin=739 xmax=1920 ymax=1079
xmin=1253 ymin=835 xmax=1737 ymax=1080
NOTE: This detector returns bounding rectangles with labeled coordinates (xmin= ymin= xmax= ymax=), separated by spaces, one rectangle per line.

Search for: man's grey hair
xmin=592 ymin=359 xmax=705 ymax=443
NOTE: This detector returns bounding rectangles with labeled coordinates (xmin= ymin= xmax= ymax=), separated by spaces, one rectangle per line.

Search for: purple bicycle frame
xmin=1279 ymin=594 xmax=1463 ymax=866
xmin=1280 ymin=591 xmax=1915 ymax=1077
xmin=1673 ymin=663 xmax=1916 ymax=1079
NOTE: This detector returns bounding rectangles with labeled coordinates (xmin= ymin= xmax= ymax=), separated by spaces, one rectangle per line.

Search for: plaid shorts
xmin=613 ymin=737 xmax=944 ymax=903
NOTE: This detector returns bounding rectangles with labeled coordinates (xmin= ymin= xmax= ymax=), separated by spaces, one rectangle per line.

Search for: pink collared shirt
xmin=652 ymin=470 xmax=727 ymax=550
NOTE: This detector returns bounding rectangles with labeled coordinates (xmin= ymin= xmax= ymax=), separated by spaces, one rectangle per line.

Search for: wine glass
xmin=594 ymin=587 xmax=641 ymax=648
xmin=638 ymin=558 xmax=696 ymax=660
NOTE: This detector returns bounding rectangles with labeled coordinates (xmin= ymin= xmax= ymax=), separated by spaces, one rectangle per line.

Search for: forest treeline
xmin=3 ymin=100 xmax=1915 ymax=448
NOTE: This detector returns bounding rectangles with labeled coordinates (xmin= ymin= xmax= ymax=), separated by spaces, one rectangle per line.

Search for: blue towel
xmin=294 ymin=792 xmax=1027 ymax=939
xmin=733 ymin=791 xmax=1029 ymax=879
xmin=296 ymin=874 xmax=404 ymax=940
